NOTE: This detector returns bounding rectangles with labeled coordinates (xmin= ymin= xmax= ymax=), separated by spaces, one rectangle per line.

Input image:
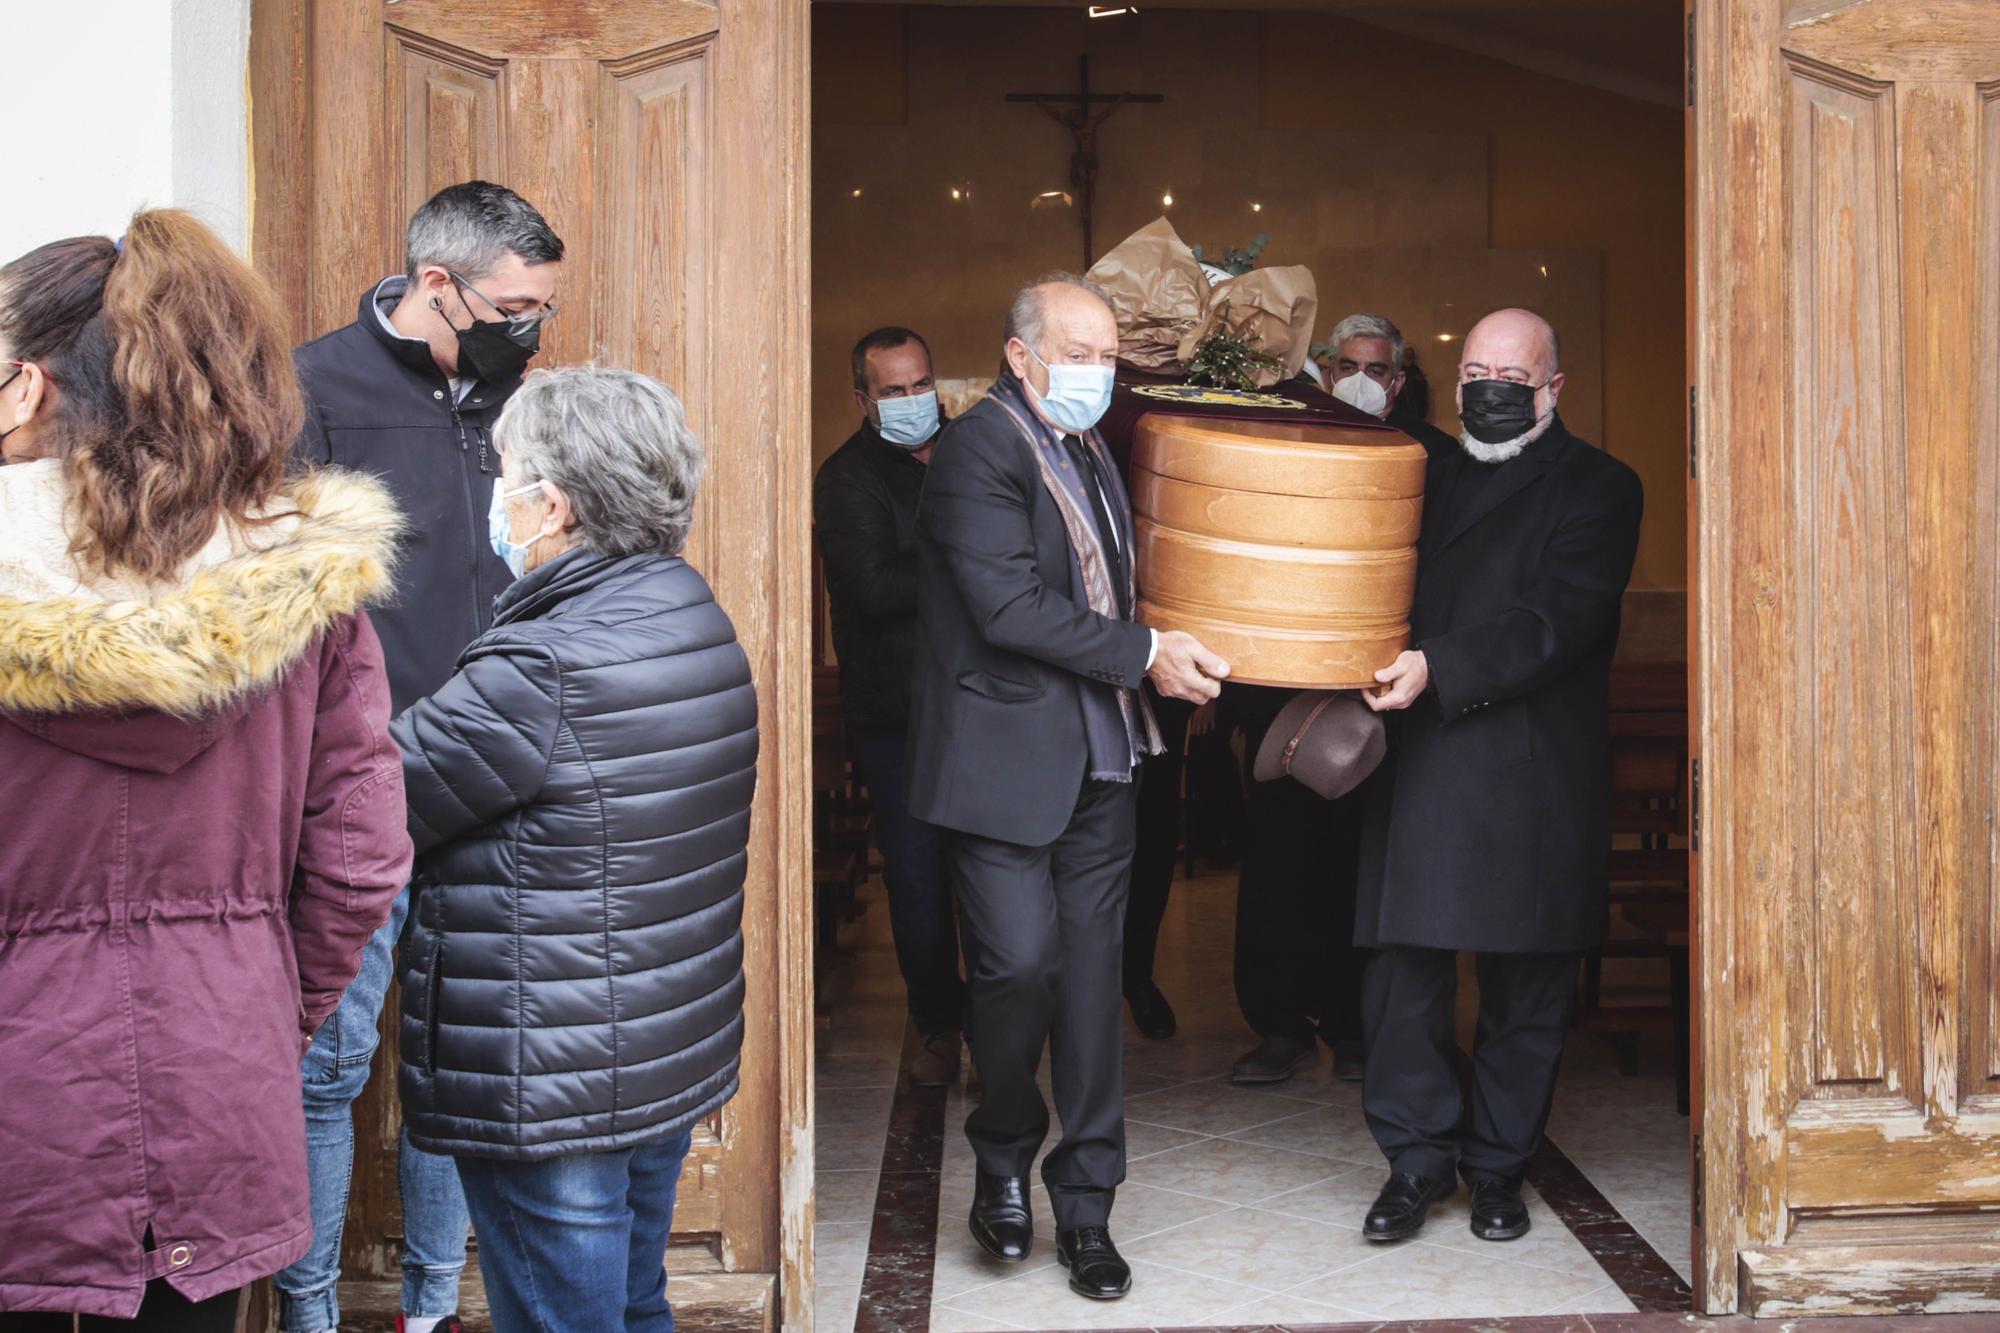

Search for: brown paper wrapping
xmin=1085 ymin=217 xmax=1207 ymax=371
xmin=1086 ymin=217 xmax=1319 ymax=388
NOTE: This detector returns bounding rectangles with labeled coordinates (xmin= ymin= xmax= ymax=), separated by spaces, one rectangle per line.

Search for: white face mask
xmin=1026 ymin=345 xmax=1115 ymax=434
xmin=1330 ymin=371 xmax=1389 ymax=418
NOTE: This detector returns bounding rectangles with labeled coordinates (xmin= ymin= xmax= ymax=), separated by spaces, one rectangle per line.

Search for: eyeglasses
xmin=449 ymin=271 xmax=559 ymax=335
xmin=0 ymin=361 xmax=24 ymax=394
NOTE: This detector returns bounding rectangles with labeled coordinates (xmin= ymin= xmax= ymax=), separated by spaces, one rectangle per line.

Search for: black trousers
xmin=1361 ymin=945 xmax=1580 ymax=1184
xmin=0 ymin=1279 xmax=242 ymax=1332
xmin=950 ymin=777 xmax=1137 ymax=1228
xmin=850 ymin=727 xmax=968 ymax=1037
xmin=1124 ymin=693 xmax=1193 ymax=991
xmin=1233 ymin=687 xmax=1365 ymax=1048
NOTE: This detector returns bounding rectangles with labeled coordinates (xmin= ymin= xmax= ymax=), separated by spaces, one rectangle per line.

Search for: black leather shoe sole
xmin=968 ymin=1213 xmax=1031 ymax=1263
xmin=1470 ymin=1210 xmax=1532 ymax=1241
xmin=1056 ymin=1249 xmax=1132 ymax=1299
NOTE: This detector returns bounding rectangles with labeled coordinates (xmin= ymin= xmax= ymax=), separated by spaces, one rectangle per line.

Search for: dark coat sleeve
xmin=293 ymin=352 xmax=334 ymax=467
xmin=291 ymin=612 xmax=413 ymax=1039
xmin=919 ymin=415 xmax=1152 ymax=686
xmin=814 ymin=456 xmax=915 ymax=623
xmin=1421 ymin=459 xmax=1644 ymax=719
xmin=389 ymin=639 xmax=564 ymax=857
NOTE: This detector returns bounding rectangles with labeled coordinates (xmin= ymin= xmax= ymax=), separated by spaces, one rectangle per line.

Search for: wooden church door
xmin=1692 ymin=0 xmax=2000 ymax=1315
xmin=247 ymin=0 xmax=814 ymax=1326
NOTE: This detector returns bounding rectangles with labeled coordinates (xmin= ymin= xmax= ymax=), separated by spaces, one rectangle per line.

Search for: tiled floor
xmin=813 ymin=868 xmax=1693 ymax=1332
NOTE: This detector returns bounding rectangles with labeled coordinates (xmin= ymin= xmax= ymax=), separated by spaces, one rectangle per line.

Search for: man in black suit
xmin=908 ymin=273 xmax=1226 ymax=1301
xmin=1356 ymin=307 xmax=1643 ymax=1244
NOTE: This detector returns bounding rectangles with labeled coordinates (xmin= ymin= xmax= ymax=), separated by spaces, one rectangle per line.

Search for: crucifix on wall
xmin=1006 ymin=55 xmax=1166 ymax=269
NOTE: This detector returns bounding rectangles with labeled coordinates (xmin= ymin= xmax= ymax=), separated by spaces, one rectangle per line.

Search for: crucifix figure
xmin=1006 ymin=55 xmax=1165 ymax=268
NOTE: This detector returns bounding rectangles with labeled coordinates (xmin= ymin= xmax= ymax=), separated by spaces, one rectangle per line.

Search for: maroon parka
xmin=0 ymin=462 xmax=412 ymax=1319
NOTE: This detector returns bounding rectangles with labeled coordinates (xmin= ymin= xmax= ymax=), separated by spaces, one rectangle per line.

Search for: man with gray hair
xmin=1324 ymin=312 xmax=1407 ymax=420
xmin=909 ymin=272 xmax=1227 ymax=1302
xmin=282 ymin=179 xmax=565 ymax=1333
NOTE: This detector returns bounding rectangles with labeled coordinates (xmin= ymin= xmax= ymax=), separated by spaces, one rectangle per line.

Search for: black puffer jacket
xmin=391 ymin=547 xmax=759 ymax=1159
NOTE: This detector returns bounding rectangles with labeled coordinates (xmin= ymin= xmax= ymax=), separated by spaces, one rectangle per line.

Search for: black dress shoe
xmin=969 ymin=1172 xmax=1032 ymax=1262
xmin=1056 ymin=1225 xmax=1131 ymax=1299
xmin=1125 ymin=980 xmax=1177 ymax=1040
xmin=1362 ymin=1171 xmax=1455 ymax=1241
xmin=1231 ymin=1035 xmax=1317 ymax=1085
xmin=1468 ymin=1176 xmax=1532 ymax=1240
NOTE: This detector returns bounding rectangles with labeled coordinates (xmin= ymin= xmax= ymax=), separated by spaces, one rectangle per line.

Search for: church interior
xmin=809 ymin=2 xmax=1695 ymax=1328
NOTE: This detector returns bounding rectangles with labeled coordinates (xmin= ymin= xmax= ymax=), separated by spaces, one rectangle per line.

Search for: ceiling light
xmin=1437 ymin=332 xmax=1455 ymax=342
xmin=1088 ymin=5 xmax=1136 ymax=16
xmin=850 ymin=188 xmax=863 ymax=199
xmin=1250 ymin=202 xmax=1263 ymax=213
xmin=1161 ymin=191 xmax=1174 ymax=207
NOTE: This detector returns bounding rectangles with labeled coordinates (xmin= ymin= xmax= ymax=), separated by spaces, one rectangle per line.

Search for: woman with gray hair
xmin=388 ymin=365 xmax=759 ymax=1333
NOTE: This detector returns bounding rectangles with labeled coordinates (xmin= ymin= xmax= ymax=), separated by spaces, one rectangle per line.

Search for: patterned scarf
xmin=986 ymin=373 xmax=1163 ymax=777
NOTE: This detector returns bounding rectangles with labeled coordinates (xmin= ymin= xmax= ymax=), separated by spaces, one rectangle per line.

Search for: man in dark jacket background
xmin=814 ymin=326 xmax=969 ymax=1088
xmin=1356 ymin=308 xmax=1643 ymax=1247
xmin=278 ymin=180 xmax=563 ymax=1333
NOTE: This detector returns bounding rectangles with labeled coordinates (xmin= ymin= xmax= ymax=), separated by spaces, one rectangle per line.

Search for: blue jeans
xmin=456 ymin=1131 xmax=694 ymax=1333
xmin=277 ymin=887 xmax=470 ymax=1332
xmin=848 ymin=728 xmax=967 ymax=1037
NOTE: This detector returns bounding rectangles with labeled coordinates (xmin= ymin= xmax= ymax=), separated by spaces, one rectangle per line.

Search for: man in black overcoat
xmin=908 ymin=274 xmax=1226 ymax=1301
xmin=1356 ymin=307 xmax=1643 ymax=1244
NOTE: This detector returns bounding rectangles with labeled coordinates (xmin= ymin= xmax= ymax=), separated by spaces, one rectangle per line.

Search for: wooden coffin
xmin=1131 ymin=414 xmax=1427 ymax=689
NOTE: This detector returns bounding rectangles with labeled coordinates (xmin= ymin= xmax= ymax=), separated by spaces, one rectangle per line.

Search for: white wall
xmin=5 ymin=0 xmax=251 ymax=264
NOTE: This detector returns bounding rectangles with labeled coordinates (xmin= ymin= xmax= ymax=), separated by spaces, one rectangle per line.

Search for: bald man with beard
xmin=1352 ymin=308 xmax=1643 ymax=1245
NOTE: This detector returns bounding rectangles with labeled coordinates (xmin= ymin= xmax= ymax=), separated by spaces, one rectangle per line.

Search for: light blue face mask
xmin=1027 ymin=345 xmax=1115 ymax=434
xmin=872 ymin=389 xmax=940 ymax=449
xmin=488 ymin=477 xmax=544 ymax=578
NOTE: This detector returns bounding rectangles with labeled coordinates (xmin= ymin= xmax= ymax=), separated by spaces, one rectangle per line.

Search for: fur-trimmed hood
xmin=0 ymin=461 xmax=402 ymax=725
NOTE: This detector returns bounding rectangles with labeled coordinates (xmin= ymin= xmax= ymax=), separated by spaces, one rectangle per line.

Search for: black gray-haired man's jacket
xmin=293 ymin=278 xmax=524 ymax=714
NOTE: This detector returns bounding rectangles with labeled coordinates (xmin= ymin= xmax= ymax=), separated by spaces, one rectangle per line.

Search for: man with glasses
xmin=282 ymin=180 xmax=564 ymax=1333
xmin=1351 ymin=307 xmax=1642 ymax=1246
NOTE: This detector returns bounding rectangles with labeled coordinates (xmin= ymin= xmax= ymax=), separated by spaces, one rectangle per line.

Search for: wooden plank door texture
xmin=1693 ymin=0 xmax=2000 ymax=1315
xmin=248 ymin=1 xmax=814 ymax=1326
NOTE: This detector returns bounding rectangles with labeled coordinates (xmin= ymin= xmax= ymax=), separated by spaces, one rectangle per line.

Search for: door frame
xmin=245 ymin=1 xmax=816 ymax=1327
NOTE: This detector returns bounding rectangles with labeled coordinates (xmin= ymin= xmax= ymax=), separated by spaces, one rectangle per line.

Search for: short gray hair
xmin=1330 ymin=313 xmax=1406 ymax=371
xmin=1003 ymin=272 xmax=1113 ymax=351
xmin=496 ymin=366 xmax=703 ymax=558
xmin=405 ymin=180 xmax=565 ymax=283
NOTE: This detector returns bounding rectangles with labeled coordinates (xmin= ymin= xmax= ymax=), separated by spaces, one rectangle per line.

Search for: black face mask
xmin=1459 ymin=377 xmax=1549 ymax=444
xmin=452 ymin=314 xmax=542 ymax=384
xmin=436 ymin=272 xmax=551 ymax=384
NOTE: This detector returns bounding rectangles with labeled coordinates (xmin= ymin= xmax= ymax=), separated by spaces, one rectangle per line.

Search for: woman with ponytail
xmin=0 ymin=211 xmax=413 ymax=1330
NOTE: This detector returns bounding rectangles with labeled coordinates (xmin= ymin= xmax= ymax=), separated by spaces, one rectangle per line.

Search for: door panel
xmin=1696 ymin=0 xmax=2000 ymax=1314
xmin=250 ymin=0 xmax=813 ymax=1324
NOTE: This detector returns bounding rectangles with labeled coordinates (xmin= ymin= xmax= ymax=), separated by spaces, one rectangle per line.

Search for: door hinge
xmin=1689 ymin=756 xmax=1702 ymax=852
xmin=1687 ymin=383 xmax=1698 ymax=479
xmin=1686 ymin=10 xmax=1696 ymax=108
xmin=1692 ymin=1132 xmax=1704 ymax=1228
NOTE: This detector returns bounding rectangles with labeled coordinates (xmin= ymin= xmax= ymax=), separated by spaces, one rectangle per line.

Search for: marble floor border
xmin=855 ymin=1023 xmax=949 ymax=1333
xmin=1523 ymin=1136 xmax=1691 ymax=1313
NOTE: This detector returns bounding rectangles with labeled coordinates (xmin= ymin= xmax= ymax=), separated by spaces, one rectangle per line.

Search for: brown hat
xmin=1251 ymin=690 xmax=1387 ymax=800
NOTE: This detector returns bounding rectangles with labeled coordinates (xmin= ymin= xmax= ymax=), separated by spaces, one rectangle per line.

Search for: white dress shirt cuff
xmin=1145 ymin=628 xmax=1159 ymax=671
